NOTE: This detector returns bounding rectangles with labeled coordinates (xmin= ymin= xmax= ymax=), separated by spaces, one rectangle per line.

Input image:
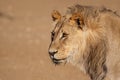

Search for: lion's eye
xmin=51 ymin=31 xmax=55 ymax=41
xmin=51 ymin=31 xmax=55 ymax=37
xmin=61 ymin=32 xmax=68 ymax=39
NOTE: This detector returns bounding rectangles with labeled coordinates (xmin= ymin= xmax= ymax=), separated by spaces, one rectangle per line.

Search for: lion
xmin=48 ymin=4 xmax=120 ymax=80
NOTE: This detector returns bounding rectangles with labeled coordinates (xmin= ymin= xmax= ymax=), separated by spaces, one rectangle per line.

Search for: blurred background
xmin=0 ymin=0 xmax=119 ymax=80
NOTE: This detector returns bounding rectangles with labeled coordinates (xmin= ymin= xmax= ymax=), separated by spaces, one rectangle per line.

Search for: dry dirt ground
xmin=0 ymin=0 xmax=119 ymax=80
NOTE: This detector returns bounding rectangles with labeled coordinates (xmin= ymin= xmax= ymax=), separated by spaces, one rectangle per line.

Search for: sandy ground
xmin=0 ymin=0 xmax=119 ymax=80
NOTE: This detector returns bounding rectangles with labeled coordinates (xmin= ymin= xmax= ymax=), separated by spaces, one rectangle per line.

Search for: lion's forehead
xmin=53 ymin=18 xmax=71 ymax=33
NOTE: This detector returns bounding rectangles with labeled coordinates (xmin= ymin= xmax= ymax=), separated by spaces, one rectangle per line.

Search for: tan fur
xmin=49 ymin=4 xmax=120 ymax=80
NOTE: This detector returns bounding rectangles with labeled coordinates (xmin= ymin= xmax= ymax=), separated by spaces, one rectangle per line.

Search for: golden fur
xmin=48 ymin=4 xmax=120 ymax=80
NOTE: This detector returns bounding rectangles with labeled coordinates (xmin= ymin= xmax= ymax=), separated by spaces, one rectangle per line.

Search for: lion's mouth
xmin=52 ymin=58 xmax=66 ymax=65
xmin=49 ymin=52 xmax=67 ymax=65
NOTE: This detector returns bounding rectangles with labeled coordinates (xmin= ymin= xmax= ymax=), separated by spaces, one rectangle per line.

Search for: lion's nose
xmin=49 ymin=49 xmax=58 ymax=56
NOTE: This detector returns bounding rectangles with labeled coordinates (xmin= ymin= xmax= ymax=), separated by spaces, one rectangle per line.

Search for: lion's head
xmin=48 ymin=9 xmax=88 ymax=64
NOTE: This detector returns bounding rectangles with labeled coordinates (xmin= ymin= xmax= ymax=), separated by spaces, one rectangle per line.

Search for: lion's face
xmin=49 ymin=10 xmax=86 ymax=64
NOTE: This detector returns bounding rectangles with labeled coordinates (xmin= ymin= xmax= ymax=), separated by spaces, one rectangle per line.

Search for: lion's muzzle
xmin=49 ymin=49 xmax=66 ymax=64
xmin=49 ymin=49 xmax=60 ymax=64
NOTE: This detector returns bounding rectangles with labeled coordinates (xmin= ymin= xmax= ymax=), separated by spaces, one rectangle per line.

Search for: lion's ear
xmin=51 ymin=10 xmax=61 ymax=22
xmin=69 ymin=13 xmax=84 ymax=30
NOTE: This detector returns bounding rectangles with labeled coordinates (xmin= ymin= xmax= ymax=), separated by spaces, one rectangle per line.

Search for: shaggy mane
xmin=66 ymin=5 xmax=120 ymax=80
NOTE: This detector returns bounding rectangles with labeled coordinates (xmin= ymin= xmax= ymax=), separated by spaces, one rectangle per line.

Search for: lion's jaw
xmin=65 ymin=32 xmax=87 ymax=65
